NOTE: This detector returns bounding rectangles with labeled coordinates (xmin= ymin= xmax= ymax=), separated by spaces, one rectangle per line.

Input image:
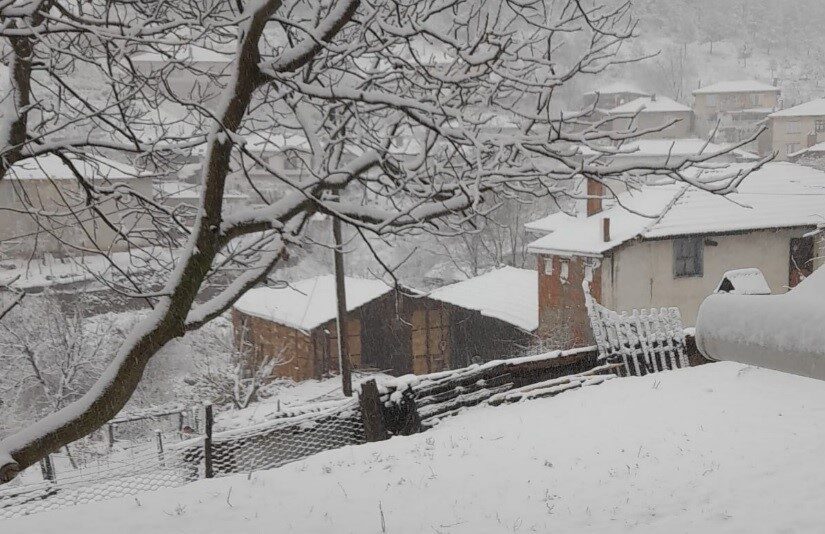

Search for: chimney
xmin=650 ymin=93 xmax=657 ymax=102
xmin=586 ymin=178 xmax=603 ymax=216
xmin=603 ymin=217 xmax=611 ymax=242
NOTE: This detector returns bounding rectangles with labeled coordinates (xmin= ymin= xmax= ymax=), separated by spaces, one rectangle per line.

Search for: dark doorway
xmin=790 ymin=236 xmax=815 ymax=288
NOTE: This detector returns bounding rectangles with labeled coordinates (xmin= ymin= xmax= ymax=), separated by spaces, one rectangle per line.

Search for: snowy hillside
xmin=9 ymin=362 xmax=825 ymax=533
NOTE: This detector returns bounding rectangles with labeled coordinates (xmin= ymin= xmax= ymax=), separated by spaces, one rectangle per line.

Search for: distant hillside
xmin=557 ymin=0 xmax=825 ymax=109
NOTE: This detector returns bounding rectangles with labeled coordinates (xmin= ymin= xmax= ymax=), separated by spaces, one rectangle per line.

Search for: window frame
xmin=816 ymin=119 xmax=825 ymax=133
xmin=672 ymin=237 xmax=704 ymax=278
xmin=786 ymin=120 xmax=802 ymax=134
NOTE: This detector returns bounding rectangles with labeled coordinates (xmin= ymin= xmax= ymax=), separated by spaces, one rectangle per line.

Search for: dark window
xmin=673 ymin=237 xmax=703 ymax=278
xmin=816 ymin=119 xmax=825 ymax=133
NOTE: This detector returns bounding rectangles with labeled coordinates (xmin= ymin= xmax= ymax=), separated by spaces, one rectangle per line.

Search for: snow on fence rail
xmin=378 ymin=346 xmax=612 ymax=431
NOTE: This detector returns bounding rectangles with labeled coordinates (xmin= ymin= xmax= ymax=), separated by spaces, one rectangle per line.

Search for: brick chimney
xmin=586 ymin=178 xmax=603 ymax=216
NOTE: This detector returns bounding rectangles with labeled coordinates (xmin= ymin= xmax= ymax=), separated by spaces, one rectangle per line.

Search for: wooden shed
xmin=232 ymin=269 xmax=539 ymax=382
xmin=427 ymin=266 xmax=539 ymax=366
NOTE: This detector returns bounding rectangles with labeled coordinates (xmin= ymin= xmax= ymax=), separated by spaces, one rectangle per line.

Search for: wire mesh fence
xmin=0 ymin=399 xmax=364 ymax=519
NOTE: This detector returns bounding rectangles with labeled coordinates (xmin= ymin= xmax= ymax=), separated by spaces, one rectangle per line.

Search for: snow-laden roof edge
xmin=768 ymin=98 xmax=825 ymax=118
xmin=693 ymin=80 xmax=780 ymax=95
xmin=427 ymin=266 xmax=538 ymax=332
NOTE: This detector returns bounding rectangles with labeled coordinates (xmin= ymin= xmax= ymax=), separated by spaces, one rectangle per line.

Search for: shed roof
xmin=609 ymin=96 xmax=692 ymax=114
xmin=693 ymin=80 xmax=780 ymax=95
xmin=768 ymin=98 xmax=825 ymax=118
xmin=526 ymin=162 xmax=825 ymax=257
xmin=234 ymin=276 xmax=394 ymax=332
xmin=427 ymin=266 xmax=538 ymax=332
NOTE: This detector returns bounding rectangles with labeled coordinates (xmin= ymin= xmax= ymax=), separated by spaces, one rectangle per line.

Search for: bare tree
xmin=181 ymin=318 xmax=284 ymax=410
xmin=0 ymin=0 xmax=769 ymax=482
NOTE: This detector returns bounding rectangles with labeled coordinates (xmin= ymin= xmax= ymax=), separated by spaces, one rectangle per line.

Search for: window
xmin=543 ymin=257 xmax=553 ymax=275
xmin=673 ymin=237 xmax=703 ymax=278
xmin=559 ymin=259 xmax=570 ymax=283
xmin=749 ymin=94 xmax=760 ymax=107
xmin=786 ymin=143 xmax=800 ymax=155
xmin=706 ymin=94 xmax=717 ymax=107
xmin=786 ymin=120 xmax=801 ymax=134
xmin=816 ymin=119 xmax=825 ymax=133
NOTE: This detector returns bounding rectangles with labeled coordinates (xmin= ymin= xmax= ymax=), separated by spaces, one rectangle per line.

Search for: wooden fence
xmin=585 ymin=287 xmax=690 ymax=377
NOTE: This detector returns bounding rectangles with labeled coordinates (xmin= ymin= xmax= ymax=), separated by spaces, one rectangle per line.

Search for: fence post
xmin=39 ymin=454 xmax=55 ymax=482
xmin=359 ymin=379 xmax=389 ymax=442
xmin=156 ymin=430 xmax=165 ymax=467
xmin=204 ymin=404 xmax=214 ymax=479
xmin=107 ymin=423 xmax=115 ymax=449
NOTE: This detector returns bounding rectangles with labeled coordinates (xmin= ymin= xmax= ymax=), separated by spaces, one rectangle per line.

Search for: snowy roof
xmin=789 ymin=141 xmax=825 ymax=158
xmin=155 ymin=181 xmax=246 ymax=200
xmin=577 ymin=138 xmax=759 ymax=160
xmin=234 ymin=276 xmax=394 ymax=332
xmin=693 ymin=80 xmax=780 ymax=95
xmin=609 ymin=96 xmax=692 ymax=114
xmin=7 ymin=153 xmax=143 ymax=181
xmin=768 ymin=98 xmax=825 ymax=118
xmin=131 ymin=44 xmax=233 ymax=64
xmin=527 ymin=162 xmax=825 ymax=256
xmin=583 ymin=82 xmax=648 ymax=97
xmin=427 ymin=267 xmax=538 ymax=332
xmin=715 ymin=268 xmax=772 ymax=295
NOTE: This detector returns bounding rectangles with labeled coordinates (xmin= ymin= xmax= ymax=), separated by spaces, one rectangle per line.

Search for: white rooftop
xmin=427 ymin=266 xmax=538 ymax=332
xmin=7 ymin=153 xmax=142 ymax=181
xmin=155 ymin=181 xmax=246 ymax=200
xmin=234 ymin=276 xmax=394 ymax=332
xmin=577 ymin=138 xmax=759 ymax=160
xmin=609 ymin=96 xmax=692 ymax=114
xmin=789 ymin=141 xmax=825 ymax=158
xmin=583 ymin=82 xmax=648 ymax=96
xmin=526 ymin=162 xmax=825 ymax=257
xmin=768 ymin=98 xmax=825 ymax=118
xmin=132 ymin=44 xmax=233 ymax=64
xmin=693 ymin=80 xmax=780 ymax=95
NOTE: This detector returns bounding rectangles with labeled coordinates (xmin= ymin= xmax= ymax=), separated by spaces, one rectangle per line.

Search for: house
xmin=525 ymin=162 xmax=825 ymax=346
xmin=154 ymin=181 xmax=248 ymax=217
xmin=131 ymin=44 xmax=233 ymax=98
xmin=767 ymin=99 xmax=825 ymax=160
xmin=0 ymin=153 xmax=152 ymax=257
xmin=606 ymin=95 xmax=693 ymax=139
xmin=582 ymin=82 xmax=649 ymax=110
xmin=692 ymin=80 xmax=780 ymax=140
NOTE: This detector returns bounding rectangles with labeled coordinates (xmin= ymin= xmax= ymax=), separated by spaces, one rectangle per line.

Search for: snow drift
xmin=696 ymin=266 xmax=825 ymax=380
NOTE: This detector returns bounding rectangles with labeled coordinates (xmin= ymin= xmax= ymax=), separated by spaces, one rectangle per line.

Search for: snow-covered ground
xmin=7 ymin=362 xmax=825 ymax=533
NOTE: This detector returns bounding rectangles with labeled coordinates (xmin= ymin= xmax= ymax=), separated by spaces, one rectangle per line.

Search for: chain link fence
xmin=0 ymin=399 xmax=364 ymax=519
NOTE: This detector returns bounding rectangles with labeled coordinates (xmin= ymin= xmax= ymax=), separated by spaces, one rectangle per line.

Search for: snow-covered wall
xmin=602 ymin=227 xmax=820 ymax=325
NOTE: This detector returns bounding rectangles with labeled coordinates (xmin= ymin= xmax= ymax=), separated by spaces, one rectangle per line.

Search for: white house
xmin=525 ymin=162 xmax=825 ymax=345
xmin=606 ymin=95 xmax=694 ymax=139
xmin=0 ymin=154 xmax=152 ymax=256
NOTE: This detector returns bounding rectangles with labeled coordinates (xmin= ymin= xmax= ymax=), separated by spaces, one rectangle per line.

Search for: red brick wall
xmin=537 ymin=255 xmax=601 ymax=349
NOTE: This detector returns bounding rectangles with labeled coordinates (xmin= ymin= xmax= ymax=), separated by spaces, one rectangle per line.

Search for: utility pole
xmin=332 ymin=215 xmax=353 ymax=397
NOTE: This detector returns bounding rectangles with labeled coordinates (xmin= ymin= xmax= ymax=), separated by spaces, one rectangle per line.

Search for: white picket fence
xmin=584 ymin=284 xmax=689 ymax=376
